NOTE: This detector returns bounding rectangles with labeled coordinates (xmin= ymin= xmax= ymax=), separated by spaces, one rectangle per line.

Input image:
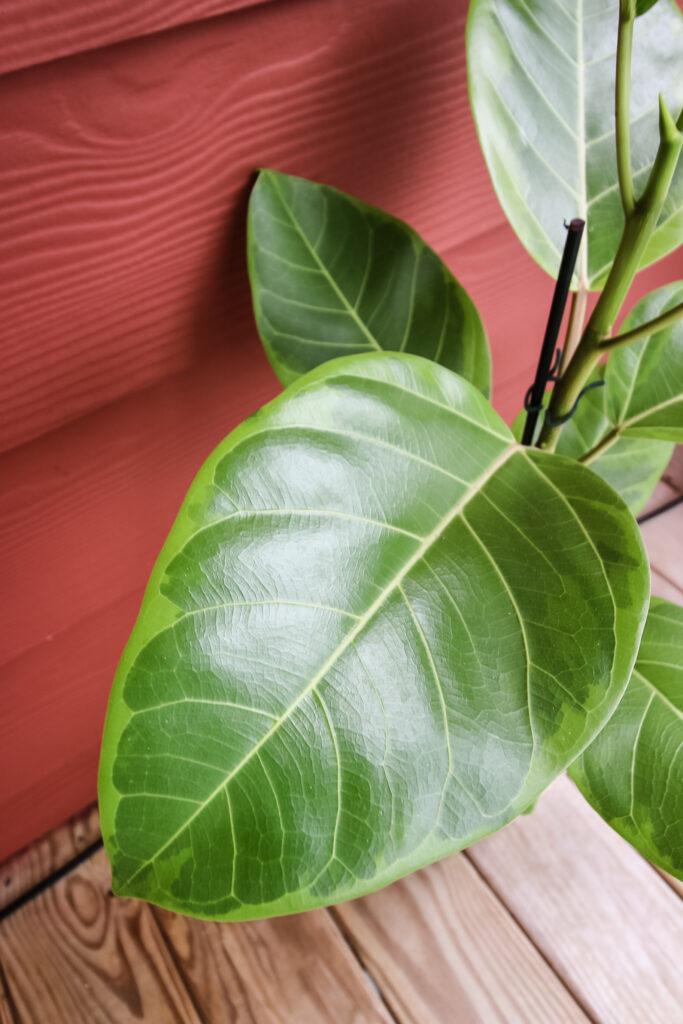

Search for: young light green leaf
xmin=550 ymin=283 xmax=682 ymax=512
xmin=467 ymin=0 xmax=683 ymax=289
xmin=99 ymin=353 xmax=648 ymax=921
xmin=604 ymin=282 xmax=683 ymax=441
xmin=248 ymin=170 xmax=491 ymax=394
xmin=636 ymin=0 xmax=660 ymax=15
xmin=570 ymin=598 xmax=683 ymax=880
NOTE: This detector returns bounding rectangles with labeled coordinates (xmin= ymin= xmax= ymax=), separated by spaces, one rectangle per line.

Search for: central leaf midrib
xmin=269 ymin=173 xmax=383 ymax=353
xmin=116 ymin=442 xmax=519 ymax=892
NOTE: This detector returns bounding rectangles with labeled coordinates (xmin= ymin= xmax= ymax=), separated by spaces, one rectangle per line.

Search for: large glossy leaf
xmin=248 ymin=170 xmax=491 ymax=394
xmin=467 ymin=0 xmax=683 ymax=288
xmin=99 ymin=353 xmax=649 ymax=921
xmin=570 ymin=598 xmax=683 ymax=879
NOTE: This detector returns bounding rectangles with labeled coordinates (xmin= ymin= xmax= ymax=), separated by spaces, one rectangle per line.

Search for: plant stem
xmin=599 ymin=300 xmax=683 ymax=351
xmin=538 ymin=97 xmax=683 ymax=451
xmin=616 ymin=1 xmax=636 ymax=215
xmin=579 ymin=426 xmax=620 ymax=465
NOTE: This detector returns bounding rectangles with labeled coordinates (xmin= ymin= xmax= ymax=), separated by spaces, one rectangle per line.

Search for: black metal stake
xmin=521 ymin=218 xmax=585 ymax=446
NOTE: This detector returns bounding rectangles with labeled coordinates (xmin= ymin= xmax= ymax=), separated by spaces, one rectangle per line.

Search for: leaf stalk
xmin=598 ymin=300 xmax=683 ymax=351
xmin=616 ymin=1 xmax=636 ymax=215
xmin=538 ymin=92 xmax=683 ymax=451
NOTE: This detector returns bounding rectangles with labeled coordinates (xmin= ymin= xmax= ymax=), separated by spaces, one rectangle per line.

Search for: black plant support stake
xmin=521 ymin=218 xmax=585 ymax=446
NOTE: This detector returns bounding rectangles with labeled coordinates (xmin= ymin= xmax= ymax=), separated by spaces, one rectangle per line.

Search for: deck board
xmin=0 ymin=850 xmax=199 ymax=1023
xmin=468 ymin=776 xmax=683 ymax=1024
xmin=151 ymin=905 xmax=393 ymax=1023
xmin=0 ymin=805 xmax=99 ymax=913
xmin=0 ymin=849 xmax=392 ymax=1024
xmin=332 ymin=852 xmax=589 ymax=1024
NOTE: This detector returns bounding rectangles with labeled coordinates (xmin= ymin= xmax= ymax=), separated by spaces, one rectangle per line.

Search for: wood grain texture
xmin=0 ymin=842 xmax=391 ymax=1024
xmin=0 ymin=971 xmax=15 ymax=1024
xmin=332 ymin=853 xmax=588 ymax=1024
xmin=468 ymin=776 xmax=683 ymax=1024
xmin=0 ymin=346 xmax=277 ymax=862
xmin=0 ymin=849 xmax=199 ymax=1023
xmin=152 ymin=906 xmax=393 ymax=1024
xmin=0 ymin=804 xmax=99 ymax=912
xmin=0 ymin=0 xmax=276 ymax=75
xmin=2 ymin=0 xmax=679 ymax=456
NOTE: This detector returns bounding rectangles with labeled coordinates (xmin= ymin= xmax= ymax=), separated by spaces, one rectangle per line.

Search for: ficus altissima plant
xmin=99 ymin=0 xmax=683 ymax=920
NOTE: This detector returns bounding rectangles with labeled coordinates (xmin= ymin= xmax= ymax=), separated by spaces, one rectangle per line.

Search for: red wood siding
xmin=1 ymin=0 xmax=681 ymax=862
xmin=0 ymin=0 xmax=277 ymax=74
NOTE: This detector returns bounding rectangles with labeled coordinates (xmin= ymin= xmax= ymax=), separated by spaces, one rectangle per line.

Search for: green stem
xmin=599 ymin=300 xmax=683 ymax=351
xmin=579 ymin=427 xmax=620 ymax=465
xmin=538 ymin=97 xmax=683 ymax=451
xmin=616 ymin=2 xmax=636 ymax=215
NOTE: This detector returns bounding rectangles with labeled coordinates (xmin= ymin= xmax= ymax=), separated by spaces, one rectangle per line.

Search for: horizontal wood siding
xmin=0 ymin=0 xmax=681 ymax=861
xmin=0 ymin=0 xmax=277 ymax=74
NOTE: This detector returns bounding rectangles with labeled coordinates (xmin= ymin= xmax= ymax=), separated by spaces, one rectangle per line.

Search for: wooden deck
xmin=1 ymin=458 xmax=681 ymax=1024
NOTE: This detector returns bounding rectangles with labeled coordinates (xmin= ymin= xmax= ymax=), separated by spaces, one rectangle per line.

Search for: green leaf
xmin=604 ymin=282 xmax=683 ymax=441
xmin=248 ymin=170 xmax=491 ymax=394
xmin=570 ymin=598 xmax=683 ymax=879
xmin=636 ymin=0 xmax=660 ymax=15
xmin=549 ymin=283 xmax=681 ymax=513
xmin=554 ymin=366 xmax=674 ymax=515
xmin=467 ymin=0 xmax=683 ymax=289
xmin=99 ymin=353 xmax=649 ymax=921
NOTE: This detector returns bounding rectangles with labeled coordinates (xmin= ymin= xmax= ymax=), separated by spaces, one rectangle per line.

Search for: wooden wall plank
xmin=0 ymin=345 xmax=276 ymax=862
xmin=0 ymin=850 xmax=200 ymax=1023
xmin=152 ymin=906 xmax=393 ymax=1024
xmin=0 ymin=0 xmax=276 ymax=76
xmin=468 ymin=776 xmax=683 ymax=1024
xmin=0 ymin=0 xmax=478 ymax=453
xmin=0 ymin=805 xmax=99 ymax=912
xmin=2 ymin=0 xmax=678 ymax=455
xmin=332 ymin=853 xmax=588 ymax=1024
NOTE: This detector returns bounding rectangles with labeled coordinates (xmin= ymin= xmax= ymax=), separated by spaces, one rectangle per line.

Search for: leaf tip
xmin=658 ymin=94 xmax=682 ymax=145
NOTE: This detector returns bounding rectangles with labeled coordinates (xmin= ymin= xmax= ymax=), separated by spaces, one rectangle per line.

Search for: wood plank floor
xmin=1 ymin=457 xmax=681 ymax=1023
